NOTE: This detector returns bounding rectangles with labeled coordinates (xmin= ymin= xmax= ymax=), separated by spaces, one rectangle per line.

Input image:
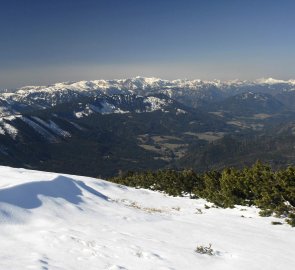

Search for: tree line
xmin=109 ymin=161 xmax=295 ymax=226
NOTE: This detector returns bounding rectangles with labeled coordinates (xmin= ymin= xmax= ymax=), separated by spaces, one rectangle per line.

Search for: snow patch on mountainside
xmin=32 ymin=117 xmax=71 ymax=138
xmin=239 ymin=92 xmax=268 ymax=101
xmin=99 ymin=101 xmax=116 ymax=114
xmin=0 ymin=125 xmax=5 ymax=135
xmin=0 ymin=166 xmax=294 ymax=270
xmin=74 ymin=102 xmax=130 ymax=118
xmin=0 ymin=119 xmax=18 ymax=139
xmin=74 ymin=111 xmax=86 ymax=118
xmin=2 ymin=122 xmax=18 ymax=139
xmin=20 ymin=116 xmax=58 ymax=142
xmin=69 ymin=121 xmax=85 ymax=130
xmin=176 ymin=108 xmax=186 ymax=115
xmin=144 ymin=96 xmax=171 ymax=111
xmin=3 ymin=115 xmax=17 ymax=121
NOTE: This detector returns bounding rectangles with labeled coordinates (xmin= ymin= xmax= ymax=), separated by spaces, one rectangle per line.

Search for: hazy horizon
xmin=2 ymin=72 xmax=295 ymax=90
xmin=1 ymin=0 xmax=295 ymax=89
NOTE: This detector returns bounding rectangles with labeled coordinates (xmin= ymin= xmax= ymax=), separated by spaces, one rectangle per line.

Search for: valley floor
xmin=0 ymin=166 xmax=294 ymax=270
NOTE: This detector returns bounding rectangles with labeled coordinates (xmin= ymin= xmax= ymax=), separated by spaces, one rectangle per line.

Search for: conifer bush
xmin=109 ymin=161 xmax=295 ymax=227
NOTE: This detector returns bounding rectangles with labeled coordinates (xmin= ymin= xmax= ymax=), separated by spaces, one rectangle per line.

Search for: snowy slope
xmin=0 ymin=166 xmax=294 ymax=270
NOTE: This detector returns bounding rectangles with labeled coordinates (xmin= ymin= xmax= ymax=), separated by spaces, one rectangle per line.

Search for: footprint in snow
xmin=130 ymin=245 xmax=164 ymax=261
xmin=39 ymin=256 xmax=49 ymax=270
xmin=108 ymin=265 xmax=128 ymax=270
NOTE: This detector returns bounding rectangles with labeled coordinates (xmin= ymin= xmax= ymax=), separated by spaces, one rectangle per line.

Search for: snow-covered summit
xmin=255 ymin=77 xmax=295 ymax=85
xmin=0 ymin=166 xmax=294 ymax=270
xmin=3 ymin=77 xmax=295 ymax=97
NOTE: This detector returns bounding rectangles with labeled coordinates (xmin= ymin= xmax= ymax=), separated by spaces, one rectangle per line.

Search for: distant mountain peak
xmin=255 ymin=77 xmax=295 ymax=85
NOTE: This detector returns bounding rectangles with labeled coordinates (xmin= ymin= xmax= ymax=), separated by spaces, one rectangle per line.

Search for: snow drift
xmin=0 ymin=166 xmax=294 ymax=270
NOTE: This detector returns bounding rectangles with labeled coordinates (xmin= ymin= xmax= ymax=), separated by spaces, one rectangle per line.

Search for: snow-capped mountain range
xmin=3 ymin=76 xmax=295 ymax=94
xmin=1 ymin=76 xmax=295 ymax=117
xmin=1 ymin=76 xmax=295 ymax=144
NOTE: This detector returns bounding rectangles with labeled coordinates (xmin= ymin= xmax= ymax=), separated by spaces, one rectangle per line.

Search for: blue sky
xmin=1 ymin=0 xmax=295 ymax=88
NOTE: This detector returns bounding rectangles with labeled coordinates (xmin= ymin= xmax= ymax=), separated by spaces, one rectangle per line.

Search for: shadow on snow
xmin=0 ymin=176 xmax=109 ymax=209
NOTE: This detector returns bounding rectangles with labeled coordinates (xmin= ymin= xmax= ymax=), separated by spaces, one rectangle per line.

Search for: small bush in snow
xmin=195 ymin=208 xmax=203 ymax=214
xmin=195 ymin=244 xmax=214 ymax=256
xmin=259 ymin=209 xmax=273 ymax=217
xmin=271 ymin=221 xmax=283 ymax=225
xmin=286 ymin=213 xmax=295 ymax=227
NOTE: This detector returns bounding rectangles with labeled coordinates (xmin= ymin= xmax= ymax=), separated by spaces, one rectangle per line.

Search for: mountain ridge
xmin=1 ymin=76 xmax=295 ymax=118
xmin=2 ymin=76 xmax=295 ymax=94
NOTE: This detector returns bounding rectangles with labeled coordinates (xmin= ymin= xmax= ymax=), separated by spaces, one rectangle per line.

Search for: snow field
xmin=0 ymin=166 xmax=294 ymax=270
